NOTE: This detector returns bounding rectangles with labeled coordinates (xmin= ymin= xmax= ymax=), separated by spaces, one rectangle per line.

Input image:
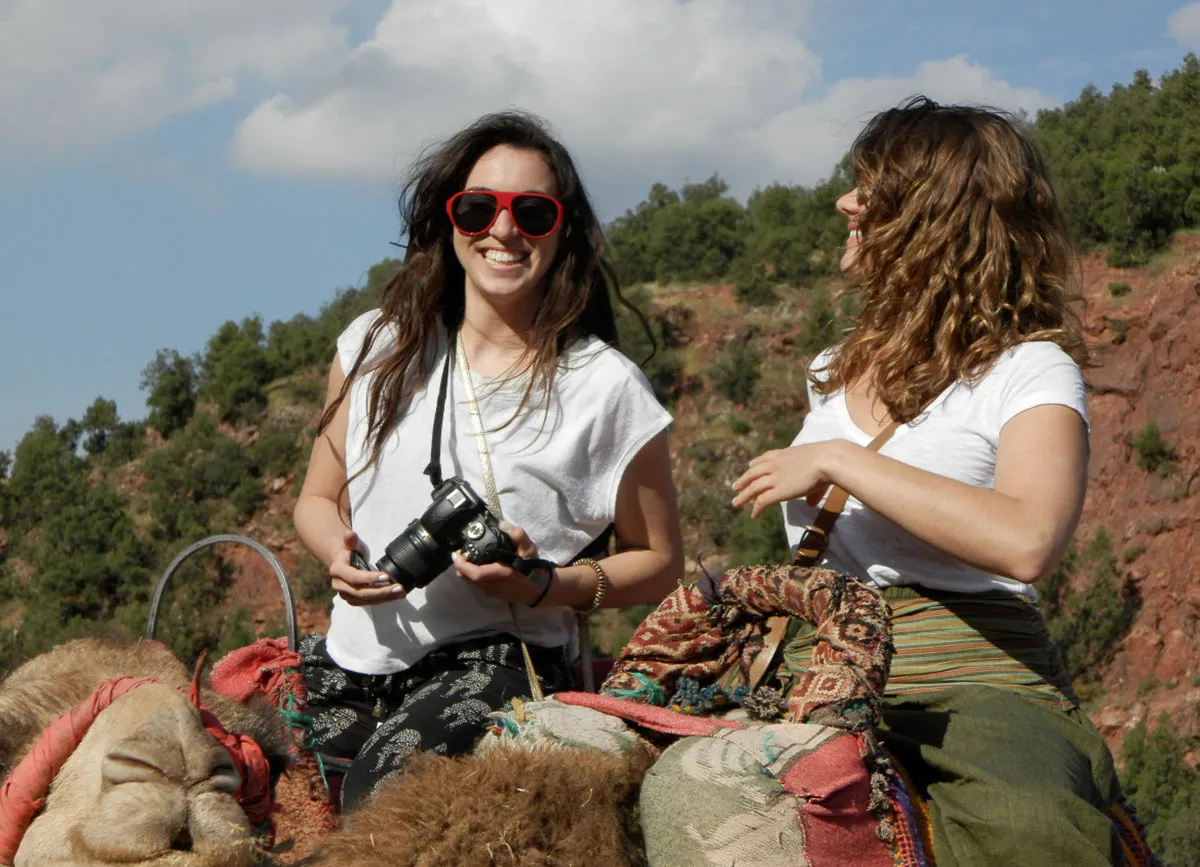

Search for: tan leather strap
xmin=746 ymin=616 xmax=791 ymax=691
xmin=746 ymin=418 xmax=901 ymax=692
xmin=792 ymin=420 xmax=901 ymax=566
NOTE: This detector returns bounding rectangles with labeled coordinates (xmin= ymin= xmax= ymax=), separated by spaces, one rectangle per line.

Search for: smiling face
xmin=836 ymin=187 xmax=866 ymax=274
xmin=451 ymin=144 xmax=562 ymax=315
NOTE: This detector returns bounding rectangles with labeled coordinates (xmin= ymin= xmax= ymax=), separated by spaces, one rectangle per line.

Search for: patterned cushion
xmin=640 ymin=723 xmax=896 ymax=867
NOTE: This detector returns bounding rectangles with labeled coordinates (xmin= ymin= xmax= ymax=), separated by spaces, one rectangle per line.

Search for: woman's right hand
xmin=330 ymin=530 xmax=408 ymax=606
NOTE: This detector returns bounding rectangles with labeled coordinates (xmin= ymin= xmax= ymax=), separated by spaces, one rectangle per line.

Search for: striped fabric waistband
xmin=781 ymin=586 xmax=1079 ymax=709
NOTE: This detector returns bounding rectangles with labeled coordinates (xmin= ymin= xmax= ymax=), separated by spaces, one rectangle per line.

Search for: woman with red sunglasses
xmin=293 ymin=111 xmax=682 ymax=811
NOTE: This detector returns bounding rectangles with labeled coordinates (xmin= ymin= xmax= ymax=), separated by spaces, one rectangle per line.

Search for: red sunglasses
xmin=446 ymin=190 xmax=564 ymax=239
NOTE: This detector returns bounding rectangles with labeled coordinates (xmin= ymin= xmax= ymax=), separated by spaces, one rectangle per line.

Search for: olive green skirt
xmin=772 ymin=586 xmax=1123 ymax=867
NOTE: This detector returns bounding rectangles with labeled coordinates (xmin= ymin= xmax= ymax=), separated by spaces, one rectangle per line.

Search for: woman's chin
xmin=466 ymin=276 xmax=543 ymax=310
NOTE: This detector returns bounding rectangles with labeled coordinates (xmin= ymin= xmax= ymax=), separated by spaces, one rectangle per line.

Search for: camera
xmin=349 ymin=477 xmax=516 ymax=591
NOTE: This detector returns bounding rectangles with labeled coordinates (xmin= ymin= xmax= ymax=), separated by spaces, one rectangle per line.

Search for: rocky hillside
xmin=1077 ymin=233 xmax=1200 ymax=751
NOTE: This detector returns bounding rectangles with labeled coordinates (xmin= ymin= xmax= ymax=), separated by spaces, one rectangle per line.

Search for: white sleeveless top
xmin=784 ymin=341 xmax=1088 ymax=599
xmin=326 ymin=310 xmax=673 ymax=675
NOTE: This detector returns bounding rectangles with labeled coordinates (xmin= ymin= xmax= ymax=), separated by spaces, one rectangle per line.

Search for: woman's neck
xmin=458 ymin=294 xmax=538 ymax=376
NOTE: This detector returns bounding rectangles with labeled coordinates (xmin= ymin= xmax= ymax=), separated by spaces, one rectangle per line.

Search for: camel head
xmin=14 ymin=682 xmax=267 ymax=867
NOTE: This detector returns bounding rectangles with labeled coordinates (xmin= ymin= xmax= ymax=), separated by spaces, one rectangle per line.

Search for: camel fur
xmin=304 ymin=744 xmax=654 ymax=867
xmin=0 ymin=638 xmax=291 ymax=867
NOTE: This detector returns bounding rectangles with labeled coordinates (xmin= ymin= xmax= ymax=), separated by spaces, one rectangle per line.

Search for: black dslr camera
xmin=350 ymin=477 xmax=516 ymax=592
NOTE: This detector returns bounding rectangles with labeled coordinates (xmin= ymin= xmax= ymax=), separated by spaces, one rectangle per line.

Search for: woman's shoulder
xmin=559 ymin=334 xmax=671 ymax=415
xmin=993 ymin=340 xmax=1080 ymax=371
xmin=337 ymin=308 xmax=401 ymax=372
xmin=972 ymin=340 xmax=1087 ymax=425
xmin=561 ymin=334 xmax=650 ymax=384
xmin=979 ymin=340 xmax=1083 ymax=392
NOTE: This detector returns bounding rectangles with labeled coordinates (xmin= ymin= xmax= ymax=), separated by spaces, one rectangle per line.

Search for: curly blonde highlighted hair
xmin=814 ymin=96 xmax=1088 ymax=421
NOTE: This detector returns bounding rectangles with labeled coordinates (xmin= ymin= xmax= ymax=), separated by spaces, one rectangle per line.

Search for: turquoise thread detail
xmin=603 ymin=671 xmax=667 ymax=706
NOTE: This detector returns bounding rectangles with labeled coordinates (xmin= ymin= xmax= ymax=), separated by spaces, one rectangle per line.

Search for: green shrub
xmin=279 ymin=376 xmax=325 ymax=407
xmin=1108 ymin=281 xmax=1132 ymax=298
xmin=1120 ymin=715 xmax=1200 ymax=865
xmin=734 ymin=269 xmax=779 ymax=308
xmin=251 ymin=430 xmax=301 ymax=479
xmin=1131 ymin=421 xmax=1177 ymax=475
xmin=679 ymin=486 xmax=737 ymax=550
xmin=795 ymin=287 xmax=838 ymax=355
xmin=726 ymin=507 xmax=790 ymax=567
xmin=616 ymin=285 xmax=685 ymax=404
xmin=1121 ymin=542 xmax=1146 ymax=564
xmin=1040 ymin=527 xmax=1140 ymax=681
xmin=1137 ymin=674 xmax=1161 ymax=697
xmin=728 ymin=414 xmax=751 ymax=435
xmin=1109 ymin=318 xmax=1128 ymax=344
xmin=684 ymin=441 xmax=722 ymax=480
xmin=292 ymin=554 xmax=333 ymax=607
xmin=708 ymin=343 xmax=762 ymax=404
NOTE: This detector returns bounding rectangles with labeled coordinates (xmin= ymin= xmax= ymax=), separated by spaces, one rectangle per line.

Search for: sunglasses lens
xmin=512 ymin=196 xmax=560 ymax=237
xmin=450 ymin=193 xmax=499 ymax=234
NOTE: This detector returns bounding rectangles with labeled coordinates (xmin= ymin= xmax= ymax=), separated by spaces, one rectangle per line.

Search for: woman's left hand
xmin=453 ymin=522 xmax=545 ymax=605
xmin=731 ymin=442 xmax=839 ymax=519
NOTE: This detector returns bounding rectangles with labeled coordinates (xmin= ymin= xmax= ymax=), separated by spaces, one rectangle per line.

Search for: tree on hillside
xmin=266 ymin=313 xmax=323 ymax=375
xmin=1035 ymin=54 xmax=1200 ymax=265
xmin=2 ymin=416 xmax=87 ymax=535
xmin=606 ymin=176 xmax=746 ymax=285
xmin=708 ymin=341 xmax=762 ymax=405
xmin=141 ymin=412 xmax=263 ymax=541
xmin=605 ymin=169 xmax=850 ymax=289
xmin=1039 ymin=526 xmax=1139 ymax=681
xmin=199 ymin=316 xmax=273 ymax=423
xmin=740 ymin=160 xmax=851 ymax=284
xmin=607 ymin=183 xmax=681 ymax=285
xmin=77 ymin=397 xmax=144 ymax=466
xmin=1120 ymin=716 xmax=1200 ymax=865
xmin=79 ymin=397 xmax=118 ymax=456
xmin=0 ymin=450 xmax=11 ymax=532
xmin=141 ymin=349 xmax=198 ymax=438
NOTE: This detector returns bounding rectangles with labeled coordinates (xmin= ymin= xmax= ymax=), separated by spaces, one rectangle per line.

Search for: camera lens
xmin=379 ymin=522 xmax=453 ymax=590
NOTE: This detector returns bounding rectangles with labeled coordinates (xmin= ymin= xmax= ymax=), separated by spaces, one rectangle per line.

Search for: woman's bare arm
xmin=293 ymin=357 xmax=406 ymax=605
xmin=732 ymin=404 xmax=1088 ymax=584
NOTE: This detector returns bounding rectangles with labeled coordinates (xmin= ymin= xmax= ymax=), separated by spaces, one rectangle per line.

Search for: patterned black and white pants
xmin=299 ymin=632 xmax=573 ymax=812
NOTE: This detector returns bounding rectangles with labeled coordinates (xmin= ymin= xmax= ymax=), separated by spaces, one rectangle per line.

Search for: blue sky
xmin=1 ymin=0 xmax=1197 ymax=454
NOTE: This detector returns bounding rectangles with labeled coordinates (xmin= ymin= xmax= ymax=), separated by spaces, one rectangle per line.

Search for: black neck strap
xmin=423 ymin=338 xmax=455 ymax=489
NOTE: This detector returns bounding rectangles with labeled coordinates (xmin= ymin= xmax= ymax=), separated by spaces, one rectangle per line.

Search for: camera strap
xmin=423 ymin=337 xmax=455 ymax=489
xmin=452 ymin=330 xmax=547 ymax=701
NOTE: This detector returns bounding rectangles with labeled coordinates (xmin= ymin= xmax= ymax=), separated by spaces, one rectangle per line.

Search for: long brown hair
xmin=815 ymin=96 xmax=1088 ymax=421
xmin=320 ymin=111 xmax=642 ymax=467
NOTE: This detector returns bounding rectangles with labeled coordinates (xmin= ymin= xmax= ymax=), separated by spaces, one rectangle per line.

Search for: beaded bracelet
xmin=572 ymin=557 xmax=610 ymax=615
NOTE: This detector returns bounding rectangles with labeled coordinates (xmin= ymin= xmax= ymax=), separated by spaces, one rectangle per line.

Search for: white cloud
xmin=231 ymin=0 xmax=1053 ymax=212
xmin=1167 ymin=2 xmax=1200 ymax=46
xmin=0 ymin=0 xmax=351 ymax=157
xmin=0 ymin=0 xmax=1055 ymax=213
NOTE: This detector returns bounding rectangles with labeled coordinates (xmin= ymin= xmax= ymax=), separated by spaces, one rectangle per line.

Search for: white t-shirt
xmin=326 ymin=310 xmax=673 ymax=675
xmin=783 ymin=341 xmax=1088 ymax=599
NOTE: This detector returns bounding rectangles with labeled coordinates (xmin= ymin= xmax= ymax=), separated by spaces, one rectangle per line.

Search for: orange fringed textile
xmin=602 ymin=565 xmax=894 ymax=730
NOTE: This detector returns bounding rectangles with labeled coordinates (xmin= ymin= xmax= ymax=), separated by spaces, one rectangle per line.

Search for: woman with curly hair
xmin=732 ymin=97 xmax=1123 ymax=865
xmin=294 ymin=110 xmax=682 ymax=811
